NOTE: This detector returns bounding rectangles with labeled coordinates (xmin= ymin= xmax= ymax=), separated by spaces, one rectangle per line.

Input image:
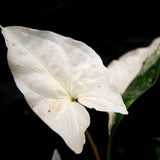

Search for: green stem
xmin=86 ymin=130 xmax=101 ymax=160
xmin=107 ymin=135 xmax=112 ymax=160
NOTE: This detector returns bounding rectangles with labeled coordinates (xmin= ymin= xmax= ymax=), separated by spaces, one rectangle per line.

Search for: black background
xmin=0 ymin=1 xmax=160 ymax=160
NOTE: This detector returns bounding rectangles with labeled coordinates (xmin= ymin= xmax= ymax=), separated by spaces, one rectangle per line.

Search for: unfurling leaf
xmin=1 ymin=25 xmax=127 ymax=153
xmin=108 ymin=37 xmax=160 ymax=137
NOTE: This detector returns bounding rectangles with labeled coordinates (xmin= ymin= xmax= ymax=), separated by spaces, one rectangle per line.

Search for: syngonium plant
xmin=1 ymin=25 xmax=160 ymax=159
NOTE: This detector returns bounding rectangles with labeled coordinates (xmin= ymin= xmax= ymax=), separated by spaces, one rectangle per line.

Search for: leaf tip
xmin=123 ymin=109 xmax=128 ymax=115
xmin=0 ymin=24 xmax=3 ymax=30
xmin=119 ymin=108 xmax=128 ymax=115
xmin=119 ymin=104 xmax=128 ymax=115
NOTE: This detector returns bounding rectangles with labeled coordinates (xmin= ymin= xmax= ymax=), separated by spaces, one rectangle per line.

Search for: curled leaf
xmin=108 ymin=37 xmax=160 ymax=137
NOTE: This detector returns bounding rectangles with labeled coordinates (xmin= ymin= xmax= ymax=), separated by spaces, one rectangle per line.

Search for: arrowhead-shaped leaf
xmin=1 ymin=25 xmax=127 ymax=153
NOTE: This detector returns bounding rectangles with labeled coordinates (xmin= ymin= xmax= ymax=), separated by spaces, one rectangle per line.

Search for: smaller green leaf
xmin=109 ymin=41 xmax=160 ymax=138
xmin=123 ymin=46 xmax=160 ymax=108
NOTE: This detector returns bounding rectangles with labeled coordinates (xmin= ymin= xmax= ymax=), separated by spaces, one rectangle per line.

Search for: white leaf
xmin=1 ymin=26 xmax=127 ymax=153
xmin=108 ymin=37 xmax=160 ymax=94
